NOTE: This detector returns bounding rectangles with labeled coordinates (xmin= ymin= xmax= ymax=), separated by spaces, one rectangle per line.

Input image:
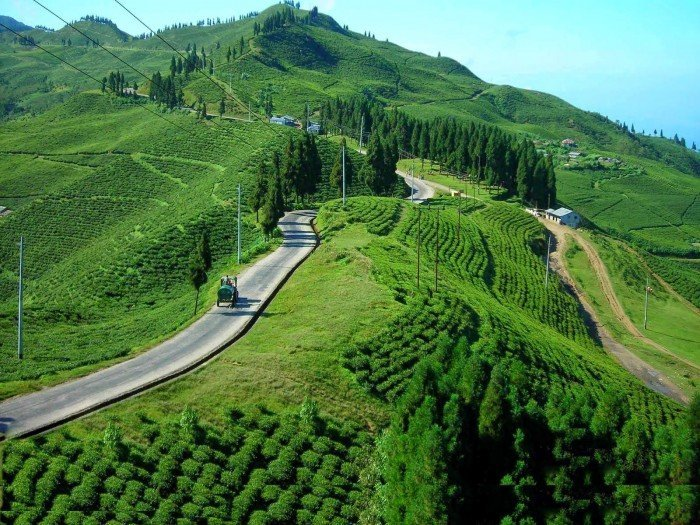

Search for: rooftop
xmin=546 ymin=207 xmax=574 ymax=217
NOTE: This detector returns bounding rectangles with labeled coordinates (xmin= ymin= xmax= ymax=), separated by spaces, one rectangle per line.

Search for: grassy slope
xmin=565 ymin=236 xmax=699 ymax=396
xmin=0 ymin=94 xmax=280 ymax=398
xmin=2 ymin=5 xmax=698 ymax=255
xmin=56 ymin=222 xmax=399 ymax=443
xmin=0 ymin=90 xmax=385 ymax=399
xmin=54 ymin=196 xmax=682 ymax=446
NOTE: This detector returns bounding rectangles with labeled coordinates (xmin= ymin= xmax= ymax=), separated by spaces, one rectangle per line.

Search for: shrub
xmin=69 ymin=473 xmax=101 ymax=510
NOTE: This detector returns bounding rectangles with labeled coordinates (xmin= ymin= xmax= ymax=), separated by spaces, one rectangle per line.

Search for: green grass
xmin=0 ymin=92 xmax=378 ymax=400
xmin=59 ymin=223 xmax=398 ymax=436
xmin=586 ymin=233 xmax=700 ymax=366
xmin=556 ymin=157 xmax=700 ymax=256
xmin=564 ymin=235 xmax=699 ymax=396
xmin=1 ymin=195 xmax=691 ymax=523
xmin=396 ymin=158 xmax=509 ymax=203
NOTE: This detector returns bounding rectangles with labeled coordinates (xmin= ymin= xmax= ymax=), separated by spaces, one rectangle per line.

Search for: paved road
xmin=0 ymin=211 xmax=318 ymax=439
xmin=397 ymin=170 xmax=435 ymax=202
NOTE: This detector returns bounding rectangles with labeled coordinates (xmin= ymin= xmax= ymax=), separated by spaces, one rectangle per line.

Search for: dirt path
xmin=540 ymin=219 xmax=689 ymax=404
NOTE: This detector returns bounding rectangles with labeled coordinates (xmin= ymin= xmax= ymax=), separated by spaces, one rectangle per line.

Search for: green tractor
xmin=217 ymin=276 xmax=239 ymax=307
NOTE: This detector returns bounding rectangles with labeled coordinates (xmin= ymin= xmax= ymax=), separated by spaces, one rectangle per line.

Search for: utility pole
xmin=457 ymin=205 xmax=461 ymax=243
xmin=342 ymin=145 xmax=346 ymax=206
xmin=644 ymin=276 xmax=651 ymax=329
xmin=544 ymin=234 xmax=552 ymax=288
xmin=417 ymin=208 xmax=421 ymax=292
xmin=435 ymin=208 xmax=440 ymax=292
xmin=17 ymin=236 xmax=24 ymax=360
xmin=237 ymin=184 xmax=242 ymax=265
xmin=306 ymin=102 xmax=309 ymax=132
xmin=248 ymin=102 xmax=252 ymax=123
xmin=359 ymin=115 xmax=365 ymax=153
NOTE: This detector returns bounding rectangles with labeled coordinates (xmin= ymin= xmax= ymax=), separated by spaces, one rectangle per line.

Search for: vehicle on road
xmin=217 ymin=276 xmax=239 ymax=307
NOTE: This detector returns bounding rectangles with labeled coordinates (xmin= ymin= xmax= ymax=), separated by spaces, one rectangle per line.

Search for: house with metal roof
xmin=270 ymin=115 xmax=297 ymax=127
xmin=545 ymin=207 xmax=581 ymax=228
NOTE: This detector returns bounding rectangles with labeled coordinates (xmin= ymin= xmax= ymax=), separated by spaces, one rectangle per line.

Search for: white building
xmin=545 ymin=207 xmax=581 ymax=228
xmin=270 ymin=115 xmax=297 ymax=127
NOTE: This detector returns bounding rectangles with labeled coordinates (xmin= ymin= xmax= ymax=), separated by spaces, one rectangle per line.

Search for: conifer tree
xmin=249 ymin=159 xmax=269 ymax=222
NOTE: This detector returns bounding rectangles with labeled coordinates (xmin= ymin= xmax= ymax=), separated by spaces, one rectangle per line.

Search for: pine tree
xmin=260 ymin=161 xmax=285 ymax=238
xmin=365 ymin=131 xmax=385 ymax=194
xmin=219 ymin=98 xmax=225 ymax=117
xmin=188 ymin=236 xmax=208 ymax=315
xmin=249 ymin=160 xmax=269 ymax=222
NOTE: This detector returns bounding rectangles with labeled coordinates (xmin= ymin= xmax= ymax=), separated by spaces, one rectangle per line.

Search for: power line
xmin=112 ymin=0 xmax=282 ymax=135
xmin=0 ymin=22 xmax=195 ymax=137
xmin=29 ymin=1 xmax=259 ymax=150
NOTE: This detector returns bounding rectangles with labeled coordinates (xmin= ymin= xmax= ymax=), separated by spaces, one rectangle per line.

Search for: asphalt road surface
xmin=397 ymin=170 xmax=436 ymax=202
xmin=0 ymin=210 xmax=318 ymax=439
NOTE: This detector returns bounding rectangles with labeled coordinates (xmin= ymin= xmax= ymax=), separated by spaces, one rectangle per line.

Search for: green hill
xmin=0 ymin=92 xmax=379 ymax=399
xmin=1 ymin=4 xmax=697 ymax=256
xmin=0 ymin=16 xmax=32 ymax=32
xmin=1 ymin=197 xmax=695 ymax=523
xmin=0 ymin=5 xmax=697 ymax=522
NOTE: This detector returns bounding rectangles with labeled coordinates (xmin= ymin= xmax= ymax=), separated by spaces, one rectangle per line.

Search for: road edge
xmin=1 ymin=212 xmax=320 ymax=441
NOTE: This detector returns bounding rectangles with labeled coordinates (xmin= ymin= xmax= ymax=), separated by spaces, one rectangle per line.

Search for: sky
xmin=3 ymin=0 xmax=700 ymax=148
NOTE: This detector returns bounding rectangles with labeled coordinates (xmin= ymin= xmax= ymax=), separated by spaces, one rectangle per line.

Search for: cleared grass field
xmin=564 ymin=235 xmax=699 ymax=396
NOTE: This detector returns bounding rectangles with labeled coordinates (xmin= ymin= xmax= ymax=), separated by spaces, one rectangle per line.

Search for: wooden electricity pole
xmin=457 ymin=204 xmax=461 ymax=243
xmin=544 ymin=234 xmax=552 ymax=288
xmin=644 ymin=277 xmax=652 ymax=329
xmin=435 ymin=208 xmax=440 ymax=292
xmin=237 ymin=184 xmax=242 ymax=264
xmin=342 ymin=145 xmax=346 ymax=206
xmin=417 ymin=208 xmax=421 ymax=292
xmin=18 ymin=236 xmax=24 ymax=359
xmin=358 ymin=115 xmax=365 ymax=153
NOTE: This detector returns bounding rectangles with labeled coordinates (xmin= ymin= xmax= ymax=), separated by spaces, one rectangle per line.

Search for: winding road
xmin=0 ymin=211 xmax=318 ymax=439
xmin=397 ymin=170 xmax=436 ymax=202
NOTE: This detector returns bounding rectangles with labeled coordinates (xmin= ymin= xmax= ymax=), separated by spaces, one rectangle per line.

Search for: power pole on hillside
xmin=417 ymin=208 xmax=421 ymax=292
xmin=457 ymin=204 xmax=461 ymax=243
xmin=237 ymin=184 xmax=242 ymax=265
xmin=342 ymin=145 xmax=346 ymax=206
xmin=358 ymin=115 xmax=365 ymax=153
xmin=17 ymin=236 xmax=24 ymax=360
xmin=544 ymin=234 xmax=552 ymax=288
xmin=410 ymin=163 xmax=414 ymax=203
xmin=435 ymin=208 xmax=440 ymax=292
xmin=644 ymin=277 xmax=652 ymax=329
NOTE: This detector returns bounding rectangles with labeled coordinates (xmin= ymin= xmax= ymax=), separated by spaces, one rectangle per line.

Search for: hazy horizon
xmin=3 ymin=0 xmax=699 ymax=149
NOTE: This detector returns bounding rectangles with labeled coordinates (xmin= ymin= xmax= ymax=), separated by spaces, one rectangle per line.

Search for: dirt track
xmin=540 ymin=218 xmax=690 ymax=405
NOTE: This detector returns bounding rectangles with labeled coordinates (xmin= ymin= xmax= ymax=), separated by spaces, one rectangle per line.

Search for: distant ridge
xmin=0 ymin=15 xmax=32 ymax=32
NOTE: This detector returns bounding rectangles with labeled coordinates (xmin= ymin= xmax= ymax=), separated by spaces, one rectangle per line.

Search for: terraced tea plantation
xmin=1 ymin=405 xmax=369 ymax=524
xmin=3 ymin=195 xmax=694 ymax=523
xmin=556 ymin=161 xmax=700 ymax=256
xmin=0 ymin=93 xmax=376 ymax=399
